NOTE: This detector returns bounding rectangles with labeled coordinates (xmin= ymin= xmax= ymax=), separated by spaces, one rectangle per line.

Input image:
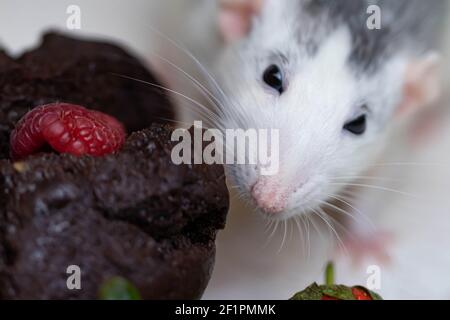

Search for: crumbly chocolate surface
xmin=0 ymin=32 xmax=174 ymax=159
xmin=0 ymin=33 xmax=229 ymax=300
xmin=0 ymin=125 xmax=229 ymax=299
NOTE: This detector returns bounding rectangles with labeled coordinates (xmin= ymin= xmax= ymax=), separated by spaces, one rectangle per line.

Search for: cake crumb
xmin=13 ymin=161 xmax=28 ymax=173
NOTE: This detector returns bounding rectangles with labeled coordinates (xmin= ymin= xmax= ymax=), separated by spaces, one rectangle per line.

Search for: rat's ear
xmin=397 ymin=52 xmax=442 ymax=117
xmin=218 ymin=0 xmax=263 ymax=43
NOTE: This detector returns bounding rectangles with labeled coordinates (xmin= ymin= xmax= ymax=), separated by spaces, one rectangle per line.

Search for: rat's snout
xmin=251 ymin=177 xmax=290 ymax=215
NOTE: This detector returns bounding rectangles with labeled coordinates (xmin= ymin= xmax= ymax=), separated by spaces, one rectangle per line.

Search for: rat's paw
xmin=338 ymin=231 xmax=393 ymax=266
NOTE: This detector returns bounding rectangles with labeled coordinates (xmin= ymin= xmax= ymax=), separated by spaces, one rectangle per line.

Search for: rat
xmin=151 ymin=0 xmax=449 ymax=298
xmin=207 ymin=0 xmax=446 ymax=219
xmin=163 ymin=0 xmax=448 ymax=243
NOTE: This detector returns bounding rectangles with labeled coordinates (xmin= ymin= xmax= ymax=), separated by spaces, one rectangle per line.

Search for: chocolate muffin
xmin=0 ymin=125 xmax=229 ymax=299
xmin=0 ymin=32 xmax=174 ymax=159
xmin=0 ymin=33 xmax=229 ymax=299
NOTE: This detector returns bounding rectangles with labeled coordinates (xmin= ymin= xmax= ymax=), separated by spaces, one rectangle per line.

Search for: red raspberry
xmin=10 ymin=103 xmax=126 ymax=160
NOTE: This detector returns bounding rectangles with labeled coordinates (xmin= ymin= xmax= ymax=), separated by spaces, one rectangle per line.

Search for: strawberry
xmin=290 ymin=262 xmax=382 ymax=300
xmin=351 ymin=287 xmax=374 ymax=300
xmin=10 ymin=103 xmax=126 ymax=160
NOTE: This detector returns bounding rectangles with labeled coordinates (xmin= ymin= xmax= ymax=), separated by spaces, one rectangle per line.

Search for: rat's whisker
xmin=111 ymin=73 xmax=223 ymax=129
xmin=288 ymin=218 xmax=294 ymax=244
xmin=371 ymin=161 xmax=448 ymax=167
xmin=277 ymin=220 xmax=288 ymax=253
xmin=322 ymin=196 xmax=375 ymax=230
xmin=329 ymin=182 xmax=418 ymax=198
xmin=306 ymin=206 xmax=326 ymax=245
xmin=336 ymin=194 xmax=360 ymax=204
xmin=329 ymin=176 xmax=403 ymax=182
xmin=319 ymin=206 xmax=352 ymax=238
xmin=304 ymin=214 xmax=312 ymax=260
xmin=229 ymin=192 xmax=241 ymax=201
xmin=310 ymin=208 xmax=332 ymax=242
xmin=148 ymin=51 xmax=226 ymax=117
xmin=319 ymin=207 xmax=350 ymax=256
xmin=338 ymin=189 xmax=362 ymax=200
xmin=265 ymin=220 xmax=279 ymax=248
xmin=293 ymin=216 xmax=305 ymax=255
xmin=319 ymin=199 xmax=358 ymax=223
xmin=155 ymin=117 xmax=193 ymax=127
xmin=312 ymin=207 xmax=347 ymax=256
xmin=295 ymin=213 xmax=311 ymax=260
xmin=262 ymin=220 xmax=274 ymax=245
xmin=142 ymin=22 xmax=231 ymax=107
xmin=264 ymin=219 xmax=274 ymax=233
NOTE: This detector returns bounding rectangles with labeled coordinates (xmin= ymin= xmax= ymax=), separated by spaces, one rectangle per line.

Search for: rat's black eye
xmin=263 ymin=64 xmax=284 ymax=94
xmin=344 ymin=114 xmax=367 ymax=135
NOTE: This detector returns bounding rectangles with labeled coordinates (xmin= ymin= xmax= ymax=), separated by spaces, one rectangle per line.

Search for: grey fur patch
xmin=299 ymin=0 xmax=447 ymax=72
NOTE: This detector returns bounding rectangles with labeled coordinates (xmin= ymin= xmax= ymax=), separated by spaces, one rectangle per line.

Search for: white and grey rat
xmin=207 ymin=0 xmax=446 ymax=219
xmin=151 ymin=0 xmax=449 ymax=298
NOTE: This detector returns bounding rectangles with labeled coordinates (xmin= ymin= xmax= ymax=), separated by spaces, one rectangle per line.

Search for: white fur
xmin=216 ymin=7 xmax=407 ymax=222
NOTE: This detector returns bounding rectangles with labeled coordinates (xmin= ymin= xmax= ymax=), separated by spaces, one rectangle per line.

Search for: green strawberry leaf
xmin=322 ymin=285 xmax=355 ymax=300
xmin=290 ymin=283 xmax=324 ymax=300
xmin=98 ymin=276 xmax=141 ymax=300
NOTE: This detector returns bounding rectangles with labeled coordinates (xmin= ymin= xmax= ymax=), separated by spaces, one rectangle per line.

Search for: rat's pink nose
xmin=251 ymin=178 xmax=289 ymax=214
